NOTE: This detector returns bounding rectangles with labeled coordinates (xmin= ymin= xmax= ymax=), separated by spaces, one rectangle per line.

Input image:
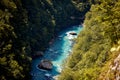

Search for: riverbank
xmin=31 ymin=25 xmax=83 ymax=80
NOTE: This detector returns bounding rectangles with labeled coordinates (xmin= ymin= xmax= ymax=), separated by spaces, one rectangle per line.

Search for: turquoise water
xmin=31 ymin=25 xmax=83 ymax=80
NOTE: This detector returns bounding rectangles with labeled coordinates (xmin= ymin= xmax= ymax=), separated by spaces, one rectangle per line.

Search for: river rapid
xmin=31 ymin=25 xmax=83 ymax=80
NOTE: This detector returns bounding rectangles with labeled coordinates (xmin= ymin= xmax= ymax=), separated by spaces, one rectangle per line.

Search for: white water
xmin=31 ymin=25 xmax=83 ymax=80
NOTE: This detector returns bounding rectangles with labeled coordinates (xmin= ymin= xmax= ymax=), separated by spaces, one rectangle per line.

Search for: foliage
xmin=58 ymin=0 xmax=120 ymax=80
xmin=0 ymin=0 xmax=31 ymax=80
xmin=0 ymin=0 xmax=91 ymax=79
xmin=22 ymin=0 xmax=89 ymax=51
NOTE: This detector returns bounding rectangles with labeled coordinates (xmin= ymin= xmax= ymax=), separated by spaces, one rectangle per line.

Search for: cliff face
xmin=99 ymin=43 xmax=120 ymax=80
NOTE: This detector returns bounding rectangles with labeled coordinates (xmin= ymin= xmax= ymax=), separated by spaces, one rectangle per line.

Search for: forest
xmin=0 ymin=0 xmax=90 ymax=79
xmin=0 ymin=0 xmax=120 ymax=80
xmin=58 ymin=0 xmax=120 ymax=80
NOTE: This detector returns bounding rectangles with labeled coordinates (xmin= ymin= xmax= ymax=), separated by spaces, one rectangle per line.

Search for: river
xmin=31 ymin=25 xmax=83 ymax=80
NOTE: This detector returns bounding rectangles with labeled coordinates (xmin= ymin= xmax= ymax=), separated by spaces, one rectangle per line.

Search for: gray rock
xmin=38 ymin=60 xmax=53 ymax=70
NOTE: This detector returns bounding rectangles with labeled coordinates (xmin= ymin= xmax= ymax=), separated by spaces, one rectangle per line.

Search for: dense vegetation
xmin=0 ymin=0 xmax=91 ymax=79
xmin=0 ymin=0 xmax=31 ymax=80
xmin=2 ymin=0 xmax=120 ymax=80
xmin=58 ymin=0 xmax=120 ymax=80
xmin=22 ymin=0 xmax=91 ymax=51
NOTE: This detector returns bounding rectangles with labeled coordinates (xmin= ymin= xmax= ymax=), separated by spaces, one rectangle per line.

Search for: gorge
xmin=31 ymin=25 xmax=83 ymax=80
xmin=0 ymin=0 xmax=120 ymax=80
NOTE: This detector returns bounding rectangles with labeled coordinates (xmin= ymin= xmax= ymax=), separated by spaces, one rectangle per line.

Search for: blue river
xmin=31 ymin=25 xmax=83 ymax=80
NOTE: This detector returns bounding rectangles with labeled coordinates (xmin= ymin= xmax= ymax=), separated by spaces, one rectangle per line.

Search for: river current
xmin=31 ymin=25 xmax=83 ymax=80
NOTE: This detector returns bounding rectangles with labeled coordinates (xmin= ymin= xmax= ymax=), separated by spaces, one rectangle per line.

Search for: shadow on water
xmin=31 ymin=25 xmax=83 ymax=80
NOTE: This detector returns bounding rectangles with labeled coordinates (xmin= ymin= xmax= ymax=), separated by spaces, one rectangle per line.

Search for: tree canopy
xmin=58 ymin=0 xmax=120 ymax=80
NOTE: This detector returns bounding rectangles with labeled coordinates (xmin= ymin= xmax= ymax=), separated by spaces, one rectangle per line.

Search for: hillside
xmin=1 ymin=0 xmax=119 ymax=80
xmin=58 ymin=0 xmax=120 ymax=80
xmin=21 ymin=0 xmax=90 ymax=51
xmin=0 ymin=0 xmax=91 ymax=79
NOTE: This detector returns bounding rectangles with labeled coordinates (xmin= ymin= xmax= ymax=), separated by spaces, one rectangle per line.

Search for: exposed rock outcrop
xmin=38 ymin=60 xmax=53 ymax=70
xmin=69 ymin=32 xmax=77 ymax=35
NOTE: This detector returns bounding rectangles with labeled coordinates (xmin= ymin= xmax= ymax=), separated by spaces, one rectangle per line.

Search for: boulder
xmin=69 ymin=32 xmax=77 ymax=35
xmin=38 ymin=60 xmax=53 ymax=70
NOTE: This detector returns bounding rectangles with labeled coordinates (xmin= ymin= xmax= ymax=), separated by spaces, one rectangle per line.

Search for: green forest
xmin=58 ymin=0 xmax=120 ymax=80
xmin=0 ymin=0 xmax=120 ymax=80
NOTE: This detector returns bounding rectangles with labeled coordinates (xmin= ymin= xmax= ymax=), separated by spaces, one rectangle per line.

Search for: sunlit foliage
xmin=0 ymin=0 xmax=90 ymax=79
xmin=59 ymin=0 xmax=120 ymax=80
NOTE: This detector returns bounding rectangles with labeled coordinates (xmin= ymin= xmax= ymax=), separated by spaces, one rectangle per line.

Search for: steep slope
xmin=21 ymin=0 xmax=90 ymax=51
xmin=58 ymin=0 xmax=120 ymax=80
xmin=0 ymin=0 xmax=91 ymax=79
xmin=0 ymin=0 xmax=31 ymax=80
